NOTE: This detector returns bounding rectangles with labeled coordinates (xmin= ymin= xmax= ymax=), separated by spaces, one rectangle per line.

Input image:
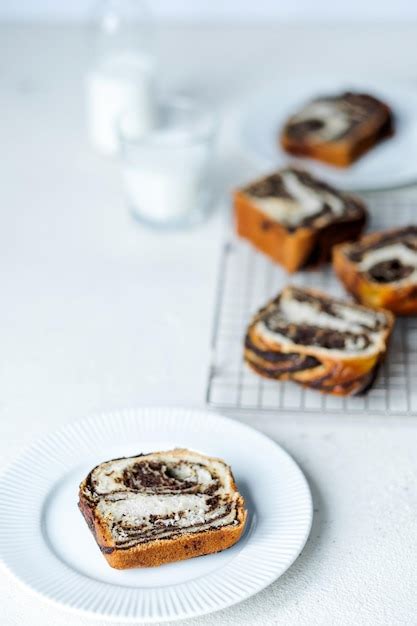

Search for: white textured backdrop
xmin=1 ymin=0 xmax=417 ymax=21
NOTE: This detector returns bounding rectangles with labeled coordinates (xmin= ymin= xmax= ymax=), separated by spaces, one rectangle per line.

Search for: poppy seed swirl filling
xmin=285 ymin=92 xmax=390 ymax=143
xmin=347 ymin=226 xmax=417 ymax=285
xmin=81 ymin=453 xmax=242 ymax=549
xmin=243 ymin=168 xmax=364 ymax=231
xmin=249 ymin=286 xmax=388 ymax=359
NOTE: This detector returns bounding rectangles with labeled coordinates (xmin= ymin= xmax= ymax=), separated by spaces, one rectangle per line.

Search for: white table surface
xmin=1 ymin=21 xmax=417 ymax=626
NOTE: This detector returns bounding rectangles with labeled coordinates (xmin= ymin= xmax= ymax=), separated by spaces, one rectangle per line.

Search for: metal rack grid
xmin=206 ymin=191 xmax=417 ymax=415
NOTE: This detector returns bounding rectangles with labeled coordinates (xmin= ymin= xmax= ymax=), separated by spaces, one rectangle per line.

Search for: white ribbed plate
xmin=0 ymin=408 xmax=312 ymax=622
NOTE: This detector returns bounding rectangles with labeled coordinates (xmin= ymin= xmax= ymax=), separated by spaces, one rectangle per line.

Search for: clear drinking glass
xmin=118 ymin=97 xmax=217 ymax=229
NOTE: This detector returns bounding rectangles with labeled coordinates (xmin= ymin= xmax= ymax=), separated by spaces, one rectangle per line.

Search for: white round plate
xmin=0 ymin=408 xmax=312 ymax=623
xmin=240 ymin=78 xmax=417 ymax=190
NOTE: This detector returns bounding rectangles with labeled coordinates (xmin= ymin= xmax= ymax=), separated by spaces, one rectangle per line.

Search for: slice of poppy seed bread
xmin=245 ymin=285 xmax=394 ymax=396
xmin=79 ymin=448 xmax=247 ymax=569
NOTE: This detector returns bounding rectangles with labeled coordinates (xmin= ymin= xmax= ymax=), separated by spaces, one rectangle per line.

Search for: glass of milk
xmin=118 ymin=97 xmax=217 ymax=229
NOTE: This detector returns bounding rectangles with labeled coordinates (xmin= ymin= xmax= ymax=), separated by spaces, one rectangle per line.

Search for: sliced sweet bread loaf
xmin=280 ymin=91 xmax=394 ymax=167
xmin=79 ymin=448 xmax=246 ymax=569
xmin=245 ymin=285 xmax=394 ymax=396
xmin=234 ymin=167 xmax=367 ymax=272
xmin=333 ymin=226 xmax=417 ymax=315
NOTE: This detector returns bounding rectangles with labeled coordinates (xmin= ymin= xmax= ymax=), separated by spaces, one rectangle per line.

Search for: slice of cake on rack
xmin=234 ymin=167 xmax=367 ymax=272
xmin=280 ymin=91 xmax=394 ymax=167
xmin=244 ymin=285 xmax=394 ymax=396
xmin=79 ymin=448 xmax=246 ymax=569
xmin=333 ymin=225 xmax=417 ymax=315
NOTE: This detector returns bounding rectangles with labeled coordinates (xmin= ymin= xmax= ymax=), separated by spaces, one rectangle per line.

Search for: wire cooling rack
xmin=206 ymin=190 xmax=417 ymax=415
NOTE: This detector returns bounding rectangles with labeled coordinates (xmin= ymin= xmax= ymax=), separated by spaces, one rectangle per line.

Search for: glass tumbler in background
xmin=118 ymin=98 xmax=218 ymax=229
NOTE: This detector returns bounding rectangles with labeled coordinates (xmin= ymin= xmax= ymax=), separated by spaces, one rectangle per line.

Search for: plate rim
xmin=0 ymin=406 xmax=313 ymax=622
